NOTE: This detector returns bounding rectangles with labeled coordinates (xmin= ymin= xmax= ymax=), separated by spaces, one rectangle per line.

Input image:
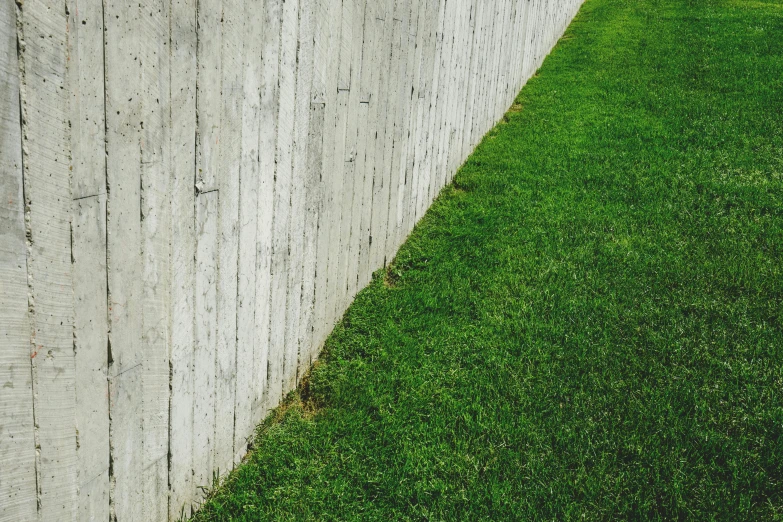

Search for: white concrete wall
xmin=0 ymin=0 xmax=583 ymax=519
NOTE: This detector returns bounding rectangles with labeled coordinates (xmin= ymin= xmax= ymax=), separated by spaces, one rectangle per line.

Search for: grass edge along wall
xmin=0 ymin=0 xmax=583 ymax=520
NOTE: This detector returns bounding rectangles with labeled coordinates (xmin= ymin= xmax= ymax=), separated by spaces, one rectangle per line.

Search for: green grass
xmin=194 ymin=0 xmax=783 ymax=519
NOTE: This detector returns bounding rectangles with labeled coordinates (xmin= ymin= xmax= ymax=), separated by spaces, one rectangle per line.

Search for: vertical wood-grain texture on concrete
xmin=17 ymin=0 xmax=79 ymax=519
xmin=0 ymin=0 xmax=583 ymax=518
xmin=168 ymin=0 xmax=198 ymax=516
xmin=67 ymin=0 xmax=110 ymax=518
xmin=0 ymin=3 xmax=38 ymax=520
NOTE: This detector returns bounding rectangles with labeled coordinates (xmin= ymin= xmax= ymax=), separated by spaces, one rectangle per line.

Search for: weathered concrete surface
xmin=0 ymin=3 xmax=38 ymax=520
xmin=0 ymin=0 xmax=584 ymax=519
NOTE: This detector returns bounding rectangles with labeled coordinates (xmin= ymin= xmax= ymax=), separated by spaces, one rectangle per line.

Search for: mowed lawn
xmin=194 ymin=0 xmax=783 ymax=519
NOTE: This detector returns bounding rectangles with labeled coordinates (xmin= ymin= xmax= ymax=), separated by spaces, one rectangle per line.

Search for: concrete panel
xmin=0 ymin=3 xmax=38 ymax=519
xmin=17 ymin=0 xmax=79 ymax=518
xmin=168 ymin=0 xmax=198 ymax=515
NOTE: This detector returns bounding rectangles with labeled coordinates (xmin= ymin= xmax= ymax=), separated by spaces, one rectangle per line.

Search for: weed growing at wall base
xmin=193 ymin=0 xmax=783 ymax=519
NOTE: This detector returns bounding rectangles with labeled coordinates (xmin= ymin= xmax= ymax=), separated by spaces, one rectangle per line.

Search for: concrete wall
xmin=0 ymin=0 xmax=583 ymax=519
